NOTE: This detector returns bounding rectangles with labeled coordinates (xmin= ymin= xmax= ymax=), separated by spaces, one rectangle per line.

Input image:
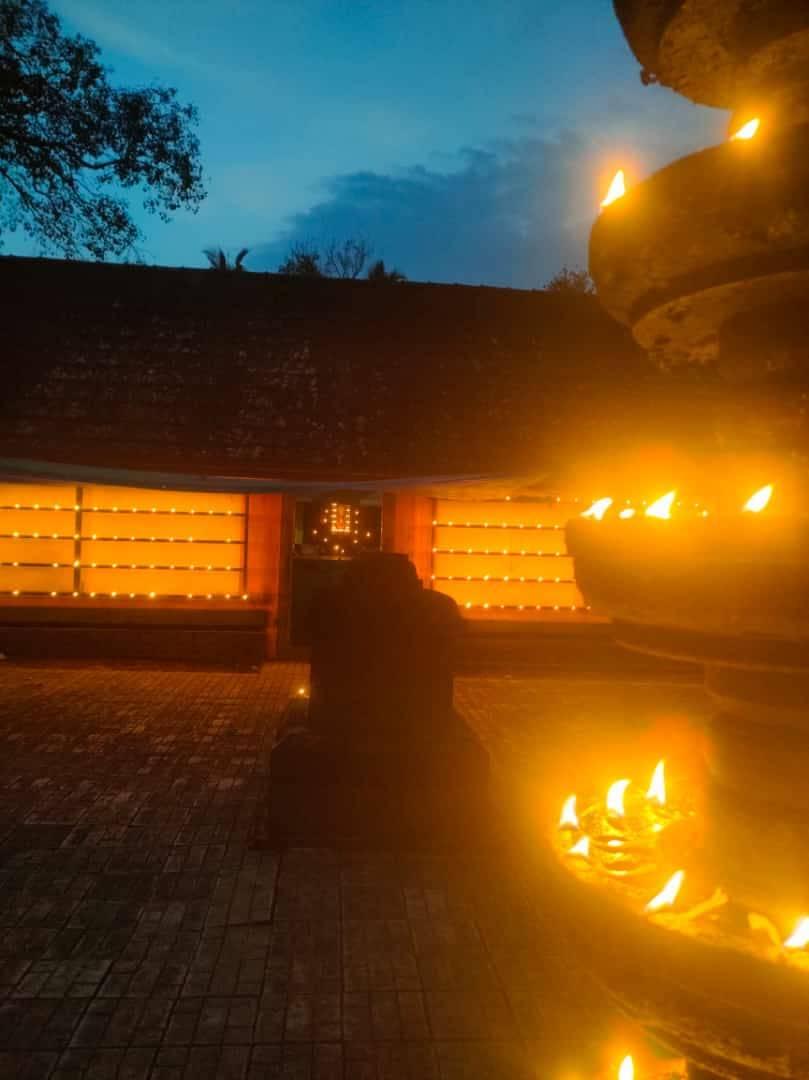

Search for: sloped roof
xmin=0 ymin=256 xmax=650 ymax=491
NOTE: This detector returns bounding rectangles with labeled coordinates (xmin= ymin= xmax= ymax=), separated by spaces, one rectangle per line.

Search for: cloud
xmin=250 ymin=132 xmax=601 ymax=288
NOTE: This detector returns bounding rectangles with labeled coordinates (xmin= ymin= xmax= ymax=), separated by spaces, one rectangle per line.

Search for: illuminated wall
xmin=431 ymin=497 xmax=590 ymax=616
xmin=0 ymin=483 xmax=247 ymax=601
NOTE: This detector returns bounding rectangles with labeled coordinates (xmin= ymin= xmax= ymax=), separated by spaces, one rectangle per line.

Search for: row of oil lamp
xmin=581 ymin=484 xmax=773 ymax=522
xmin=559 ymin=758 xmax=809 ymax=945
xmin=600 ymin=117 xmax=760 ymax=210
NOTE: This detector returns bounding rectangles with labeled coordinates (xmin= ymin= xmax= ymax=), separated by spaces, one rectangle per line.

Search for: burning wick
xmin=296 ymin=687 xmax=308 ymax=697
xmin=618 ymin=508 xmax=636 ymax=519
xmin=743 ymin=484 xmax=773 ymax=513
xmin=618 ymin=1055 xmax=634 ymax=1080
xmin=646 ymin=760 xmax=666 ymax=806
xmin=645 ymin=491 xmax=676 ymax=520
xmin=582 ymin=497 xmax=613 ymax=521
xmin=567 ymin=835 xmax=590 ymax=859
xmin=784 ymin=917 xmax=809 ymax=950
xmin=730 ymin=117 xmax=760 ymax=141
xmin=601 ymin=169 xmax=626 ymax=209
xmin=559 ymin=794 xmax=579 ymax=829
xmin=645 ymin=870 xmax=685 ymax=912
xmin=606 ymin=778 xmax=631 ymax=818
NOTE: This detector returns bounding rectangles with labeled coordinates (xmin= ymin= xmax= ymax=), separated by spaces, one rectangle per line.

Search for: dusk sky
xmin=35 ymin=0 xmax=728 ymax=287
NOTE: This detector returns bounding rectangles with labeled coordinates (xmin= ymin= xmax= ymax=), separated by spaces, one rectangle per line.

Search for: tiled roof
xmin=1 ymin=256 xmax=648 ymax=485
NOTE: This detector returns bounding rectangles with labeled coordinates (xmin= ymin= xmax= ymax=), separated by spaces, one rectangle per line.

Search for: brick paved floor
xmin=0 ymin=662 xmax=709 ymax=1079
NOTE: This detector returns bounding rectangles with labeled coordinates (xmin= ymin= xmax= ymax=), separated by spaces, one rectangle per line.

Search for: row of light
xmin=600 ymin=117 xmax=761 ymax=210
xmin=432 ymin=574 xmax=573 ymax=583
xmin=4 ymin=590 xmax=250 ymax=600
xmin=1 ymin=562 xmax=240 ymax=571
xmin=1 ymin=533 xmax=242 ymax=543
xmin=581 ymin=485 xmax=773 ymax=522
xmin=432 ymin=547 xmax=567 ymax=557
xmin=1 ymin=503 xmax=242 ymax=516
xmin=433 ymin=521 xmax=564 ymax=530
xmin=460 ymin=602 xmax=589 ymax=611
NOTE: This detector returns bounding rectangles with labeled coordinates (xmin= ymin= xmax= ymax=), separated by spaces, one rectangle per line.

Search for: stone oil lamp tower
xmin=553 ymin=2 xmax=809 ymax=1078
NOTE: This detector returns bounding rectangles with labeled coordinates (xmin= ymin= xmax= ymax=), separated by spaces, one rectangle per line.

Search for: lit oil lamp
xmin=645 ymin=870 xmax=685 ymax=913
xmin=730 ymin=117 xmax=760 ymax=141
xmin=601 ymin=169 xmax=626 ymax=209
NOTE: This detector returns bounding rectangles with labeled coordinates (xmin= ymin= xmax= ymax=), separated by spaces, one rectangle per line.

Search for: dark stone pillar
xmin=267 ymin=552 xmax=489 ymax=847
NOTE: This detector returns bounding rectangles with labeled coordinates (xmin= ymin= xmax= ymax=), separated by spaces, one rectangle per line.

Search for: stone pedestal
xmin=267 ymin=553 xmax=490 ymax=847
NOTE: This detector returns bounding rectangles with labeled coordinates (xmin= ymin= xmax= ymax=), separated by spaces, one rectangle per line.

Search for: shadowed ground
xmin=0 ymin=661 xmax=708 ymax=1079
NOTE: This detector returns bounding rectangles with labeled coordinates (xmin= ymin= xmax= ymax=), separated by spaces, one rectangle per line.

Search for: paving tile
xmin=0 ymin=661 xmax=710 ymax=1078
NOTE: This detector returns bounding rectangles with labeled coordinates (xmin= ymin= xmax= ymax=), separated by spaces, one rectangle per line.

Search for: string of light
xmin=3 ymin=590 xmax=250 ymax=600
xmin=1 ymin=503 xmax=243 ymax=516
xmin=1 ymin=533 xmax=243 ymax=544
xmin=0 ymin=561 xmax=241 ymax=571
xmin=432 ymin=521 xmax=565 ymax=530
xmin=432 ymin=574 xmax=574 ymax=584
xmin=432 ymin=547 xmax=569 ymax=558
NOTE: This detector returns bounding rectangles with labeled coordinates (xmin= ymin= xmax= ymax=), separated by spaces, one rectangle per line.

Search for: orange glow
xmin=618 ymin=1056 xmax=634 ymax=1080
xmin=559 ymin=794 xmax=579 ymax=829
xmin=606 ymin=778 xmax=631 ymax=817
xmin=601 ymin=169 xmax=626 ymax=208
xmin=582 ymin=497 xmax=613 ymax=520
xmin=645 ymin=870 xmax=684 ymax=912
xmin=618 ymin=508 xmax=636 ymax=519
xmin=646 ymin=760 xmax=666 ymax=806
xmin=567 ymin=835 xmax=590 ymax=858
xmin=645 ymin=491 xmax=676 ymax=519
xmin=784 ymin=917 xmax=809 ymax=949
xmin=743 ymin=484 xmax=773 ymax=513
xmin=730 ymin=117 xmax=760 ymax=141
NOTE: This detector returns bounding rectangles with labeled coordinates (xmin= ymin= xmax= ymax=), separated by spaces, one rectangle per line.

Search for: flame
xmin=582 ymin=497 xmax=613 ymax=520
xmin=619 ymin=508 xmax=636 ymax=519
xmin=784 ymin=916 xmax=809 ymax=949
xmin=559 ymin=794 xmax=579 ymax=829
xmin=606 ymin=778 xmax=631 ymax=817
xmin=568 ymin=835 xmax=590 ymax=858
xmin=618 ymin=1056 xmax=634 ymax=1080
xmin=601 ymin=169 xmax=626 ymax=208
xmin=743 ymin=484 xmax=773 ymax=513
xmin=645 ymin=491 xmax=676 ymax=519
xmin=731 ymin=117 xmax=760 ymax=141
xmin=645 ymin=870 xmax=685 ymax=912
xmin=646 ymin=760 xmax=666 ymax=805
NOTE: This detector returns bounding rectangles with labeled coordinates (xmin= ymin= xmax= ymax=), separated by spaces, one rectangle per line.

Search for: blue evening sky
xmin=36 ymin=0 xmax=726 ymax=286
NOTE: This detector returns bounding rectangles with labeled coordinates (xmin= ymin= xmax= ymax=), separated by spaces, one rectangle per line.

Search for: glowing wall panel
xmin=0 ymin=483 xmax=247 ymax=601
xmin=431 ymin=497 xmax=589 ymax=618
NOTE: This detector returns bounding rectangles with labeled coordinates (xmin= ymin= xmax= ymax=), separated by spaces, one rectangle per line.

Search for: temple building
xmin=0 ymin=254 xmax=658 ymax=662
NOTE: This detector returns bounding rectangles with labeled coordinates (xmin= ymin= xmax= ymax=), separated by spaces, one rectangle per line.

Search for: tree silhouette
xmin=278 ymin=241 xmax=323 ymax=277
xmin=543 ymin=266 xmax=596 ymax=295
xmin=0 ymin=0 xmax=205 ymax=259
xmin=367 ymin=259 xmax=406 ymax=283
xmin=279 ymin=237 xmax=382 ymax=279
xmin=203 ymin=247 xmax=249 ymax=271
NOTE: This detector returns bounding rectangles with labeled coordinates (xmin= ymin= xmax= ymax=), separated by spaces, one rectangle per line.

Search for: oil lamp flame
xmin=619 ymin=508 xmax=636 ymax=519
xmin=645 ymin=491 xmax=676 ymax=519
xmin=731 ymin=117 xmax=760 ymax=141
xmin=618 ymin=1056 xmax=634 ymax=1080
xmin=646 ymin=760 xmax=666 ymax=805
xmin=568 ymin=835 xmax=590 ymax=858
xmin=582 ymin=497 xmax=613 ymax=520
xmin=784 ymin=916 xmax=809 ymax=949
xmin=743 ymin=484 xmax=773 ymax=513
xmin=646 ymin=870 xmax=685 ymax=912
xmin=601 ymin=169 xmax=626 ymax=208
xmin=559 ymin=794 xmax=579 ymax=829
xmin=606 ymin=778 xmax=631 ymax=817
